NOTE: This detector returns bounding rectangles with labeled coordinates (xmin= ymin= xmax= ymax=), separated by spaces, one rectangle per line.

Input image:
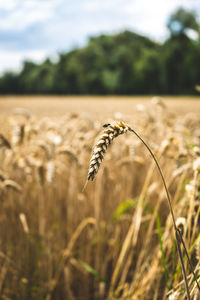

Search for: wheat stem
xmin=85 ymin=121 xmax=200 ymax=299
xmin=128 ymin=127 xmax=191 ymax=300
xmin=129 ymin=127 xmax=200 ymax=297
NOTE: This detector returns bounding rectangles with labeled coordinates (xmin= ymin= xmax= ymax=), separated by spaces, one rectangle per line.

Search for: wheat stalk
xmin=85 ymin=120 xmax=200 ymax=299
xmin=1 ymin=179 xmax=22 ymax=193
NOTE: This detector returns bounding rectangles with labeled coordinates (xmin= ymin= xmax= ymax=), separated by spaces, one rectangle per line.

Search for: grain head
xmin=87 ymin=121 xmax=130 ymax=181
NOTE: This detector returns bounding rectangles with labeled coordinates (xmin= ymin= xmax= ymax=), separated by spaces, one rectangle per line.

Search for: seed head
xmin=87 ymin=121 xmax=130 ymax=181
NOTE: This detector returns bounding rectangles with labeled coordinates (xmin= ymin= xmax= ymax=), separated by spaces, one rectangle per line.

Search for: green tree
xmin=0 ymin=8 xmax=199 ymax=95
xmin=167 ymin=7 xmax=199 ymax=37
xmin=0 ymin=72 xmax=19 ymax=94
xmin=162 ymin=8 xmax=200 ymax=94
xmin=19 ymin=59 xmax=56 ymax=94
xmin=134 ymin=48 xmax=162 ymax=94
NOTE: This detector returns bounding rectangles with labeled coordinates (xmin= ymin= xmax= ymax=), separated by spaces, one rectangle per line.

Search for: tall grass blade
xmin=77 ymin=259 xmax=106 ymax=283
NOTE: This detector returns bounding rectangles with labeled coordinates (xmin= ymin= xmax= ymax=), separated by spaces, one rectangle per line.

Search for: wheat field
xmin=0 ymin=96 xmax=200 ymax=300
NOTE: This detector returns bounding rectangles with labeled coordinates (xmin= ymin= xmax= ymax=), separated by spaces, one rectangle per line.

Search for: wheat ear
xmin=87 ymin=121 xmax=130 ymax=181
xmin=85 ymin=120 xmax=200 ymax=299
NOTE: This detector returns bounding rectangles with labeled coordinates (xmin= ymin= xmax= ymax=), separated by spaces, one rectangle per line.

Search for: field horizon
xmin=0 ymin=96 xmax=200 ymax=118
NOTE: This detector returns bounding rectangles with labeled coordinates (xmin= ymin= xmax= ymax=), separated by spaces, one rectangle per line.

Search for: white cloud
xmin=0 ymin=0 xmax=199 ymax=73
xmin=80 ymin=0 xmax=200 ymax=41
xmin=82 ymin=0 xmax=127 ymax=13
xmin=0 ymin=0 xmax=60 ymax=30
xmin=0 ymin=49 xmax=48 ymax=74
xmin=0 ymin=0 xmax=17 ymax=11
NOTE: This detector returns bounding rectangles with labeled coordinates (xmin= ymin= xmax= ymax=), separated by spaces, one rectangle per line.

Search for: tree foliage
xmin=167 ymin=7 xmax=199 ymax=37
xmin=0 ymin=8 xmax=200 ymax=95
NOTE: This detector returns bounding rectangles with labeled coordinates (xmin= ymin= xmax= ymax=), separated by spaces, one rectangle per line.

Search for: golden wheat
xmin=87 ymin=121 xmax=130 ymax=181
xmin=0 ymin=98 xmax=200 ymax=299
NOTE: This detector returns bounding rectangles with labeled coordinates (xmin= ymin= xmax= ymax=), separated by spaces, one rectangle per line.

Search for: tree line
xmin=0 ymin=8 xmax=200 ymax=95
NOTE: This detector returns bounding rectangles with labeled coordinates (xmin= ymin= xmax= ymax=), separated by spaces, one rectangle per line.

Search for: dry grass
xmin=0 ymin=96 xmax=200 ymax=299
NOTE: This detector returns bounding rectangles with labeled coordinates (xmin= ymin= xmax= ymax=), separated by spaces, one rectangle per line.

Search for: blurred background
xmin=0 ymin=0 xmax=200 ymax=95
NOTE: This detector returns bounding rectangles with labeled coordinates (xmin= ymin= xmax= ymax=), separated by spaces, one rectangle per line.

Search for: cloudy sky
xmin=0 ymin=0 xmax=199 ymax=74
